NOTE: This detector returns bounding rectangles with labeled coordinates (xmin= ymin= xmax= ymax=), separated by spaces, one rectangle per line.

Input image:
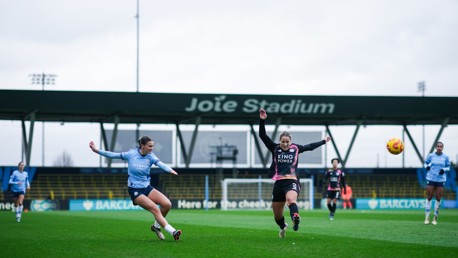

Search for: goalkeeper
xmin=259 ymin=109 xmax=331 ymax=238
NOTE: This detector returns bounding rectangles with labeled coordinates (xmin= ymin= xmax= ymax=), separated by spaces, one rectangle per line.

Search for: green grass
xmin=2 ymin=209 xmax=458 ymax=258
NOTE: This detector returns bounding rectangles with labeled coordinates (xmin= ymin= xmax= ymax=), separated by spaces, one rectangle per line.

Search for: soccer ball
xmin=386 ymin=138 xmax=404 ymax=155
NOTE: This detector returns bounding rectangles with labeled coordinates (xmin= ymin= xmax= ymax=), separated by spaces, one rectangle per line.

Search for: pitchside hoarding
xmin=356 ymin=198 xmax=433 ymax=210
xmin=68 ymin=199 xmax=311 ymax=210
xmin=70 ymin=199 xmax=142 ymax=211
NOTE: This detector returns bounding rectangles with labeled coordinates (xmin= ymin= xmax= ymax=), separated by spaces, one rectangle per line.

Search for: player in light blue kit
xmin=423 ymin=141 xmax=450 ymax=225
xmin=89 ymin=136 xmax=182 ymax=241
xmin=9 ymin=161 xmax=30 ymax=222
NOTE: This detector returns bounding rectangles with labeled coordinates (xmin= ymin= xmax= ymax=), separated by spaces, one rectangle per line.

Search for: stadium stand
xmin=315 ymin=173 xmax=455 ymax=200
xmin=17 ymin=171 xmax=456 ymax=202
xmin=26 ymin=173 xmax=129 ymax=200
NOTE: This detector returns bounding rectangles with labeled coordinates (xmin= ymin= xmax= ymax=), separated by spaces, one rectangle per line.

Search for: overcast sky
xmin=1 ymin=0 xmax=457 ymax=168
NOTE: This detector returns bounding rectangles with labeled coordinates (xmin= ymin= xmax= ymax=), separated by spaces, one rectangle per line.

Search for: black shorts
xmin=427 ymin=180 xmax=445 ymax=187
xmin=327 ymin=190 xmax=341 ymax=200
xmin=128 ymin=185 xmax=154 ymax=204
xmin=272 ymin=179 xmax=301 ymax=202
xmin=12 ymin=191 xmax=25 ymax=198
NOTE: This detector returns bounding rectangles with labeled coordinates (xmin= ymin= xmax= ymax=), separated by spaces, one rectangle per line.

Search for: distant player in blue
xmin=9 ymin=161 xmax=30 ymax=222
xmin=423 ymin=141 xmax=450 ymax=225
xmin=89 ymin=136 xmax=182 ymax=241
xmin=259 ymin=109 xmax=331 ymax=238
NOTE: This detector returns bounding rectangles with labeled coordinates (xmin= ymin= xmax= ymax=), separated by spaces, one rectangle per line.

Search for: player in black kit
xmin=323 ymin=158 xmax=346 ymax=220
xmin=259 ymin=109 xmax=331 ymax=238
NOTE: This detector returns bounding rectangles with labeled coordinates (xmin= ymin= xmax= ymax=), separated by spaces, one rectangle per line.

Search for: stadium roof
xmin=1 ymin=90 xmax=456 ymax=168
xmin=1 ymin=90 xmax=457 ymax=125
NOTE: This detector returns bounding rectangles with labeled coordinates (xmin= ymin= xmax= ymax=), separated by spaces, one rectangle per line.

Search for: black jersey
xmin=325 ymin=169 xmax=346 ymax=191
xmin=259 ymin=119 xmax=325 ymax=180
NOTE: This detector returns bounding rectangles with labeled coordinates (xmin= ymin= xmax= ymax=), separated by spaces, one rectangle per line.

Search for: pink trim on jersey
xmin=327 ymin=169 xmax=343 ymax=190
xmin=272 ymin=144 xmax=299 ymax=180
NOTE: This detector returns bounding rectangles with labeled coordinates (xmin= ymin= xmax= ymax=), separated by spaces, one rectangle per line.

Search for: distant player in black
xmin=323 ymin=158 xmax=346 ymax=220
xmin=259 ymin=109 xmax=331 ymax=238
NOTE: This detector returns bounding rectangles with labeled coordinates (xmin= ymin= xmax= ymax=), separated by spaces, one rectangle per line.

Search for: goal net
xmin=221 ymin=178 xmax=314 ymax=210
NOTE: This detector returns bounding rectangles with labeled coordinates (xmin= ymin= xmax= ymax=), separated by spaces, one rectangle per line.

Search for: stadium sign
xmin=357 ymin=198 xmax=432 ymax=210
xmin=172 ymin=199 xmax=312 ymax=210
xmin=31 ymin=200 xmax=58 ymax=211
xmin=0 ymin=201 xmax=15 ymax=211
xmin=69 ymin=199 xmax=142 ymax=211
xmin=184 ymin=95 xmax=335 ymax=114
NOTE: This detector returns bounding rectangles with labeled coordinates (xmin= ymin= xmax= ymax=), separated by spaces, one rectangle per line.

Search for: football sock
xmin=332 ymin=203 xmax=336 ymax=213
xmin=164 ymin=224 xmax=177 ymax=235
xmin=327 ymin=203 xmax=333 ymax=213
xmin=275 ymin=216 xmax=286 ymax=229
xmin=153 ymin=221 xmax=161 ymax=228
xmin=289 ymin=203 xmax=299 ymax=219
xmin=434 ymin=200 xmax=441 ymax=217
xmin=16 ymin=205 xmax=23 ymax=218
xmin=425 ymin=199 xmax=431 ymax=217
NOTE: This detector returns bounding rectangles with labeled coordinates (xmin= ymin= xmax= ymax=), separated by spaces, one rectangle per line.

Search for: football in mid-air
xmin=386 ymin=138 xmax=404 ymax=155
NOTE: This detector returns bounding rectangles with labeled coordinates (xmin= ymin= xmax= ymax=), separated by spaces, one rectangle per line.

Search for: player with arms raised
xmin=259 ymin=109 xmax=331 ymax=238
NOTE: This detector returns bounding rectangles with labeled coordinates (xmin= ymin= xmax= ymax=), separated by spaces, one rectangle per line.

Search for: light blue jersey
xmin=424 ymin=152 xmax=450 ymax=183
xmin=9 ymin=170 xmax=30 ymax=193
xmin=98 ymin=148 xmax=172 ymax=188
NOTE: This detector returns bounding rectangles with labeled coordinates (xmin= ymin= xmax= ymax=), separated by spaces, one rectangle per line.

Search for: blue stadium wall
xmin=1 ymin=167 xmax=457 ymax=211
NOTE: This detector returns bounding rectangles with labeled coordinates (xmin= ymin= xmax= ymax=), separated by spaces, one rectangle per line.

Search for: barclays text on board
xmin=357 ymin=198 xmax=430 ymax=210
xmin=70 ymin=199 xmax=142 ymax=211
xmin=184 ymin=95 xmax=335 ymax=114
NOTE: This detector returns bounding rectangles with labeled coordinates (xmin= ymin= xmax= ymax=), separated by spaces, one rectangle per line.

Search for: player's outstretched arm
xmin=89 ymin=140 xmax=122 ymax=159
xmin=258 ymin=109 xmax=276 ymax=150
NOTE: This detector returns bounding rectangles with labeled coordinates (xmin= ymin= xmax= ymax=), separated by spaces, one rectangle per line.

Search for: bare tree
xmin=53 ymin=150 xmax=74 ymax=167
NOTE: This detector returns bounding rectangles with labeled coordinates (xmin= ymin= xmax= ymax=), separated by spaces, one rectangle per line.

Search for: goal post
xmin=221 ymin=178 xmax=314 ymax=210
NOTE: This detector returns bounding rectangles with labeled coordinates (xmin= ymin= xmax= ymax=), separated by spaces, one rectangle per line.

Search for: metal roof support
xmin=100 ymin=122 xmax=109 ymax=151
xmin=428 ymin=117 xmax=449 ymax=155
xmin=403 ymin=125 xmax=424 ymax=164
xmin=250 ymin=123 xmax=267 ymax=167
xmin=99 ymin=122 xmax=110 ymax=168
xmin=176 ymin=117 xmax=201 ymax=168
xmin=21 ymin=111 xmax=36 ymax=167
xmin=107 ymin=115 xmax=120 ymax=168
xmin=186 ymin=116 xmax=201 ymax=168
xmin=342 ymin=121 xmax=362 ymax=168
xmin=175 ymin=123 xmax=188 ymax=166
xmin=325 ymin=125 xmax=345 ymax=168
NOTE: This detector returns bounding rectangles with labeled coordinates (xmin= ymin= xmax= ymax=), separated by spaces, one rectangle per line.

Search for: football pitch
xmin=2 ymin=209 xmax=457 ymax=258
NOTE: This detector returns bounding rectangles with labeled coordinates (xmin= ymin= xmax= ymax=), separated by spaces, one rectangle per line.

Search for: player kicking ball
xmin=258 ymin=109 xmax=331 ymax=238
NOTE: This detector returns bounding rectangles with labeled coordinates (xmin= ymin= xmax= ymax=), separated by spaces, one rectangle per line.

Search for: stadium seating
xmin=315 ymin=173 xmax=456 ymax=200
xmin=21 ymin=172 xmax=456 ymax=201
xmin=26 ymin=174 xmax=129 ymax=200
xmin=159 ymin=173 xmax=456 ymax=200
